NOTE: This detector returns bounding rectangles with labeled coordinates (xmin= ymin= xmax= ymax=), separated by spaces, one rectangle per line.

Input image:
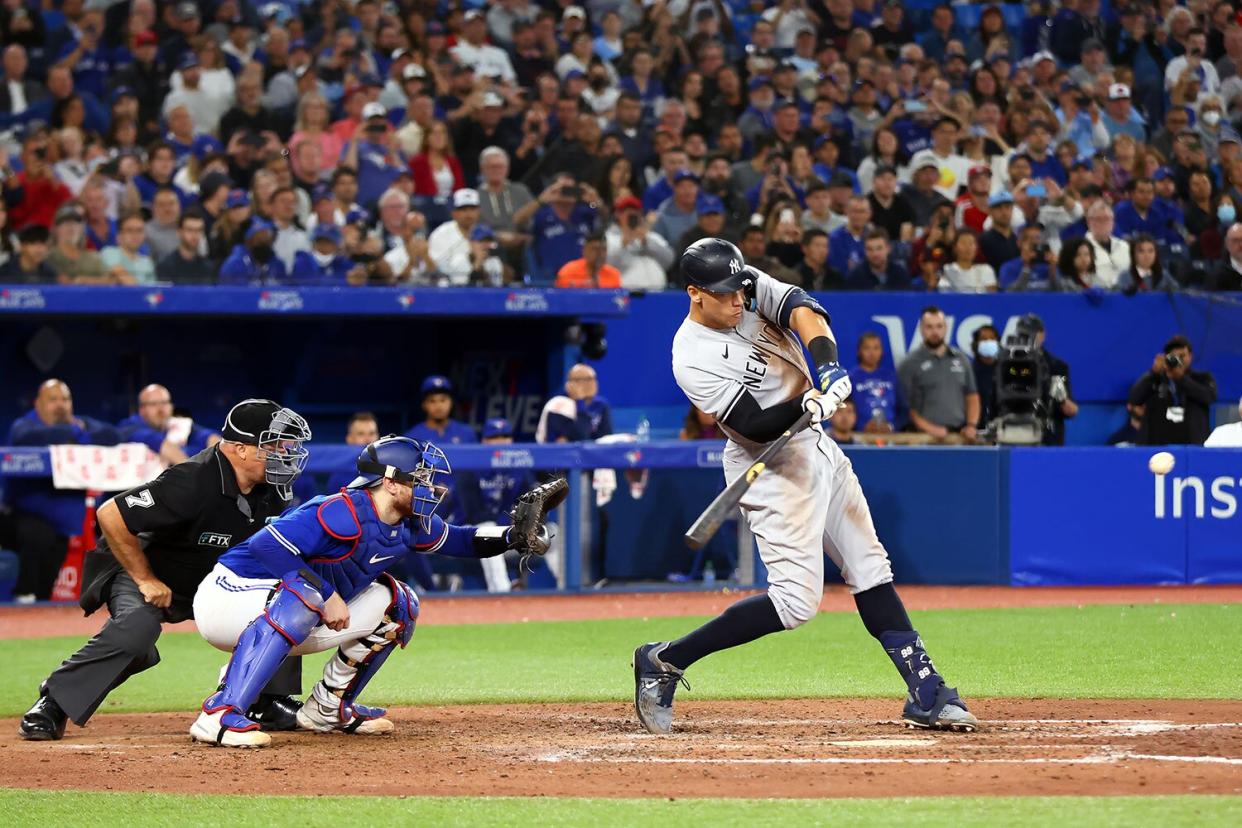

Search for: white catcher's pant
xmin=724 ymin=426 xmax=893 ymax=630
xmin=194 ymin=563 xmax=393 ymax=655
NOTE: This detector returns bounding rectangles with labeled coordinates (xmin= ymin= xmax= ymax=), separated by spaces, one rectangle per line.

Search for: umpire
xmin=19 ymin=399 xmax=313 ymax=741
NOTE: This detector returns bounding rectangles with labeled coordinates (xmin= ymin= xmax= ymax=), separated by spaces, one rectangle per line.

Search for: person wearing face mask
xmin=1195 ymin=96 xmax=1228 ymax=159
xmin=971 ymin=324 xmax=1001 ymax=431
xmin=290 ymin=223 xmax=356 ymax=285
xmin=218 ymin=219 xmax=289 ymax=285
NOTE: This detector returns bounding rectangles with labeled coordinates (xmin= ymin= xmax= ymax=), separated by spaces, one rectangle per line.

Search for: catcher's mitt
xmin=508 ymin=477 xmax=569 ymax=560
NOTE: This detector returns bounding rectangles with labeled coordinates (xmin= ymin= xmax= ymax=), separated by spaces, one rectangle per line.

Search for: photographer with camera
xmin=1023 ymin=315 xmax=1078 ymax=445
xmin=604 ymin=195 xmax=674 ymax=290
xmin=1128 ymin=336 xmax=1218 ymax=445
xmin=467 ymin=224 xmax=515 ymax=286
xmin=999 ymin=224 xmax=1058 ymax=291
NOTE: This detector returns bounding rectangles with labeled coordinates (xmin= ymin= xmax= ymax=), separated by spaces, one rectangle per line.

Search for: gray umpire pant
xmin=44 ymin=569 xmax=301 ymax=726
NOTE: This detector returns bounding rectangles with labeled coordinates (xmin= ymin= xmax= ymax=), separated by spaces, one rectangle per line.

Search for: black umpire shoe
xmin=247 ymin=694 xmax=303 ymax=732
xmin=19 ymin=683 xmax=68 ymax=741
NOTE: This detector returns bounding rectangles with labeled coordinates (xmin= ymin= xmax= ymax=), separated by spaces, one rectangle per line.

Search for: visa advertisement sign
xmin=1009 ymin=447 xmax=1242 ymax=585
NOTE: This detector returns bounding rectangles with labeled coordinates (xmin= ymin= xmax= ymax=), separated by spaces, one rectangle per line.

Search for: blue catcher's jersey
xmin=219 ymin=488 xmax=465 ymax=602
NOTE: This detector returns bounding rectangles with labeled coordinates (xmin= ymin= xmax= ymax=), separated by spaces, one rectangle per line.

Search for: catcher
xmin=188 ymin=435 xmax=566 ymax=747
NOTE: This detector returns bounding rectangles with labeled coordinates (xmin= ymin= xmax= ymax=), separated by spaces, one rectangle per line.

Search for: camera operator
xmin=467 ymin=224 xmax=515 ymax=286
xmin=1018 ymin=314 xmax=1078 ymax=445
xmin=1127 ymin=335 xmax=1218 ymax=445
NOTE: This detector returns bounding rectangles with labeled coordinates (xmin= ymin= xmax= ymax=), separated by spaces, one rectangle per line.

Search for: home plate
xmin=828 ymin=738 xmax=938 ymax=747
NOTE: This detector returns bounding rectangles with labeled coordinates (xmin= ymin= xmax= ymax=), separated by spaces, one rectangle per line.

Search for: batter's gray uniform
xmin=671 ymin=271 xmax=893 ymax=629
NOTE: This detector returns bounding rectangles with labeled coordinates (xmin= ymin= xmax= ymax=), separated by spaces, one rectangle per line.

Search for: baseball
xmin=1148 ymin=451 xmax=1175 ymax=476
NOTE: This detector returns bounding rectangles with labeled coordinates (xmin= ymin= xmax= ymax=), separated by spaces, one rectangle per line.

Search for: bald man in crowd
xmin=117 ymin=384 xmax=220 ymax=465
xmin=536 ymin=363 xmax=614 ymax=443
xmin=4 ymin=380 xmax=119 ymax=600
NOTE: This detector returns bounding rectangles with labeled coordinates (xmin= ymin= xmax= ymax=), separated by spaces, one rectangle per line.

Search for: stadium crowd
xmin=0 ymin=0 xmax=1241 ymax=291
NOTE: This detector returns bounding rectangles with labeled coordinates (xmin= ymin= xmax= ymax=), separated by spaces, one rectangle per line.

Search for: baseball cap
xmin=698 ymin=194 xmax=724 ymax=215
xmin=311 ymin=184 xmax=332 ymax=204
xmin=464 ymin=9 xmax=485 ymax=22
xmin=403 ymin=63 xmax=427 ymax=80
xmin=1108 ymin=83 xmax=1131 ymax=100
xmin=226 ymin=189 xmax=250 ymax=209
xmin=774 ymin=60 xmax=798 ymax=74
xmin=289 ymin=38 xmax=308 ymax=53
xmin=470 ymin=224 xmax=496 ymax=241
xmin=175 ymin=1 xmax=199 ymax=20
xmin=345 ymin=207 xmax=370 ymax=226
xmin=451 ymin=63 xmax=476 ymax=77
xmin=1032 ymin=50 xmax=1056 ymax=66
xmin=245 ymin=218 xmax=275 ymax=241
xmin=613 ymin=194 xmax=642 ymax=212
xmin=968 ymin=165 xmax=993 ymax=179
xmin=1221 ymin=127 xmax=1242 ymax=146
xmin=111 ymin=85 xmax=136 ymax=103
xmin=482 ymin=418 xmax=514 ymax=439
xmin=391 ymin=48 xmax=410 ymax=61
xmin=1081 ymin=38 xmax=1105 ymax=53
xmin=1070 ymin=158 xmax=1093 ymax=172
xmin=673 ymin=170 xmax=700 ymax=184
xmin=1016 ymin=313 xmax=1045 ymax=334
xmin=828 ymin=170 xmax=855 ymax=189
xmin=988 ymin=191 xmax=1014 ymax=207
xmin=420 ymin=375 xmax=453 ymax=397
xmin=453 ymin=188 xmax=480 ymax=208
xmin=360 ymin=73 xmax=384 ymax=89
xmin=178 ymin=52 xmax=200 ymax=70
xmin=563 ymin=5 xmax=586 ymax=19
xmin=362 ymin=101 xmax=387 ymax=120
xmin=748 ymin=75 xmax=773 ymax=92
xmin=134 ymin=30 xmax=157 ymax=47
xmin=565 ymin=69 xmax=586 ymax=81
xmin=1152 ymin=166 xmax=1173 ymax=181
xmin=481 ymin=91 xmax=505 ymax=108
xmin=53 ymin=205 xmax=84 ymax=225
xmin=312 ymin=223 xmax=342 ymax=245
xmin=911 ymin=149 xmax=940 ymax=171
xmin=199 ymin=171 xmax=232 ymax=201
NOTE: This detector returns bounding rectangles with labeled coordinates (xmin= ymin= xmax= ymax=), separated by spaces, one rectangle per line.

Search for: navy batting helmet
xmin=680 ymin=237 xmax=747 ymax=292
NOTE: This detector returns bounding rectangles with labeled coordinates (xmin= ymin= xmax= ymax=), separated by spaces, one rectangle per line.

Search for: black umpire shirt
xmin=81 ymin=445 xmax=289 ymax=614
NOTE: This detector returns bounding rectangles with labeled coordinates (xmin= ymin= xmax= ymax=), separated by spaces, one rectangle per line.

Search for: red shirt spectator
xmin=8 ymin=137 xmax=72 ymax=230
xmin=409 ymin=121 xmax=465 ymax=197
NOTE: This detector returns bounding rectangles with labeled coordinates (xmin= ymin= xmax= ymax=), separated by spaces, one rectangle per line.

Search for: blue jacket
xmin=1113 ymin=200 xmax=1181 ymax=247
xmin=290 ymin=251 xmax=354 ymax=285
xmin=116 ymin=414 xmax=216 ymax=457
xmin=218 ymin=245 xmax=289 ymax=286
xmin=218 ymin=488 xmax=479 ymax=602
xmin=6 ymin=411 xmax=119 ymax=536
xmin=828 ymin=226 xmax=867 ymax=276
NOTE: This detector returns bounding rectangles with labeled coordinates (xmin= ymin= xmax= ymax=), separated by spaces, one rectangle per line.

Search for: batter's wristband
xmin=808 ymin=336 xmax=838 ymax=368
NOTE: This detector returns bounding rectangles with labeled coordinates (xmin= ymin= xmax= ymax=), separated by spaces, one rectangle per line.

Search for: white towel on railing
xmin=48 ymin=443 xmax=164 ymax=491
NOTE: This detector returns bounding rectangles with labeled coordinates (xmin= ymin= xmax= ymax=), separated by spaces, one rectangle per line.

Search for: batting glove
xmin=802 ymin=390 xmax=834 ymax=424
xmin=817 ymin=362 xmax=852 ymax=407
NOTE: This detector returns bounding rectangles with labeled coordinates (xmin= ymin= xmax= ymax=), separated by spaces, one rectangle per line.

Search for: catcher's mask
xmin=349 ymin=435 xmax=451 ymax=531
xmin=221 ymin=399 xmax=312 ymax=501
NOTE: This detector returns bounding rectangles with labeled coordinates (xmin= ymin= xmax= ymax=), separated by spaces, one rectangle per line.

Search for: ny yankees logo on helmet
xmin=728 ymin=258 xmax=741 ymax=275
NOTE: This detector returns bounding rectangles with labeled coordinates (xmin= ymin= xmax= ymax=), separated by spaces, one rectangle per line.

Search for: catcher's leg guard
xmin=297 ymin=575 xmax=417 ymax=735
xmin=192 ymin=571 xmax=325 ymax=748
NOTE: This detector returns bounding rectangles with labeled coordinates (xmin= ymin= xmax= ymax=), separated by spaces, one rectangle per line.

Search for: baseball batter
xmin=633 ymin=238 xmax=977 ymax=734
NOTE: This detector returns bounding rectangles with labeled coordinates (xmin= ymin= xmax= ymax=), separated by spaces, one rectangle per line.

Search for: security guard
xmin=19 ymin=400 xmax=313 ymax=741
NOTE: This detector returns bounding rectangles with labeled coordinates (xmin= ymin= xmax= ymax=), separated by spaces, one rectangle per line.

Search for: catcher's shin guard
xmin=196 ymin=571 xmax=325 ymax=744
xmin=298 ymin=575 xmax=416 ymax=734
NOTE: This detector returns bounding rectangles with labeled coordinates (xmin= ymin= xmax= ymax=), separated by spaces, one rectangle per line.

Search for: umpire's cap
xmin=680 ymin=237 xmax=747 ymax=293
xmin=221 ymin=399 xmax=285 ymax=445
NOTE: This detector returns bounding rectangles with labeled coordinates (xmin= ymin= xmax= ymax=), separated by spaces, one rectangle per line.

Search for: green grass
xmin=1 ymin=603 xmax=1237 ymax=717
xmin=2 ymin=791 xmax=1240 ymax=827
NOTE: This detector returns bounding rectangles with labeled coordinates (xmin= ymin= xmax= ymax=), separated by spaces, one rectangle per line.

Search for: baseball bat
xmin=684 ymin=410 xmax=815 ymax=549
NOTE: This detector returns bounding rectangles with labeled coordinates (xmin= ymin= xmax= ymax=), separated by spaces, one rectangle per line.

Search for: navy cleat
xmin=633 ymin=642 xmax=689 ymax=735
xmin=901 ymin=684 xmax=979 ymax=732
xmin=18 ymin=683 xmax=67 ymax=741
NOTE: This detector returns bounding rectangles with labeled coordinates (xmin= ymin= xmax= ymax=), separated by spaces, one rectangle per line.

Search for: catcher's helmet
xmin=680 ymin=237 xmax=747 ymax=293
xmin=348 ymin=435 xmax=451 ymax=530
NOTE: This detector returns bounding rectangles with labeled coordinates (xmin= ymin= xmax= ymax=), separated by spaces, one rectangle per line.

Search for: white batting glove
xmin=802 ymin=390 xmax=835 ymax=424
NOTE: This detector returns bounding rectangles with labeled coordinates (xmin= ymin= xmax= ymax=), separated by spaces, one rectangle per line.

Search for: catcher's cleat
xmin=190 ymin=708 xmax=272 ymax=748
xmin=248 ymin=694 xmax=303 ymax=732
xmin=296 ymin=685 xmax=394 ymax=735
xmin=18 ymin=683 xmax=67 ymax=741
xmin=901 ymin=685 xmax=979 ymax=732
xmin=633 ymin=642 xmax=689 ymax=735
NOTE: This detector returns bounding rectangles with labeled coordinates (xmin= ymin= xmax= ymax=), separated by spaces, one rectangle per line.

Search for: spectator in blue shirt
xmin=1024 ymin=120 xmax=1068 ymax=185
xmin=530 ymin=174 xmax=599 ymax=282
xmin=849 ymin=332 xmax=901 ymax=432
xmin=6 ymin=379 xmax=119 ymax=600
xmin=218 ymin=219 xmax=288 ymax=285
xmin=324 ymin=411 xmax=382 ymax=494
xmin=341 ymin=101 xmax=406 ymax=210
xmin=845 ymin=229 xmax=913 ymax=291
xmin=1000 ymin=225 xmax=1057 ymax=291
xmin=291 ymin=223 xmax=356 ymax=284
xmin=53 ymin=8 xmax=112 ymax=103
xmin=117 ymin=384 xmax=220 ymax=465
xmin=1114 ymin=177 xmax=1182 ymax=247
xmin=133 ymin=144 xmax=192 ymax=211
xmin=828 ymin=195 xmax=872 ymax=276
xmin=917 ymin=4 xmax=960 ymax=63
xmin=642 ymin=146 xmax=689 ymax=211
xmin=1100 ymin=83 xmax=1148 ymax=143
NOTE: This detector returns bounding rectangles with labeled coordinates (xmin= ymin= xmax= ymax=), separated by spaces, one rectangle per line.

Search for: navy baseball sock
xmin=855 ymin=583 xmax=943 ymax=710
xmin=660 ymin=593 xmax=785 ymax=671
